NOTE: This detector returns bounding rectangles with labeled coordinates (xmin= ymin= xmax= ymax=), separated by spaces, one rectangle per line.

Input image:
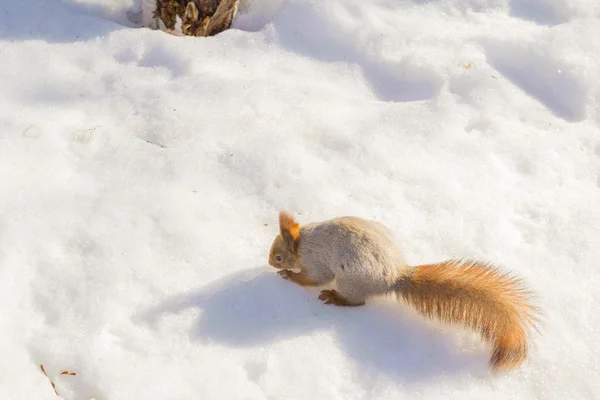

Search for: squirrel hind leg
xmin=320 ymin=279 xmax=369 ymax=307
xmin=318 ymin=290 xmax=365 ymax=307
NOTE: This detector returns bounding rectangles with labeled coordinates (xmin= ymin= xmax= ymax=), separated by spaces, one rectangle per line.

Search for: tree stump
xmin=142 ymin=0 xmax=238 ymax=37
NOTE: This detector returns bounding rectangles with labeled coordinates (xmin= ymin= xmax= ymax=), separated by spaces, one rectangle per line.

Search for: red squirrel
xmin=268 ymin=211 xmax=539 ymax=372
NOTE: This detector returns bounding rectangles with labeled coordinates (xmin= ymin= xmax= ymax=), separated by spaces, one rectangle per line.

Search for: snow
xmin=1 ymin=0 xmax=600 ymax=398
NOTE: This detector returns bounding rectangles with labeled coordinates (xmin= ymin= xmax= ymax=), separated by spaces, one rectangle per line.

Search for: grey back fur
xmin=298 ymin=217 xmax=409 ymax=303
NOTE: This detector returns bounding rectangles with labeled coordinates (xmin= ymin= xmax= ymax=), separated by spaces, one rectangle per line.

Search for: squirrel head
xmin=268 ymin=211 xmax=300 ymax=269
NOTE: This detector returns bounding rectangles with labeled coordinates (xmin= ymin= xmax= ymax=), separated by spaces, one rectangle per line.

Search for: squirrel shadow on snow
xmin=139 ymin=268 xmax=489 ymax=383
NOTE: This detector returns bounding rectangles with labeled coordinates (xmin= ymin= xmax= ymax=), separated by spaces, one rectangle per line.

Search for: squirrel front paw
xmin=277 ymin=269 xmax=293 ymax=280
xmin=277 ymin=269 xmax=320 ymax=287
xmin=318 ymin=290 xmax=365 ymax=307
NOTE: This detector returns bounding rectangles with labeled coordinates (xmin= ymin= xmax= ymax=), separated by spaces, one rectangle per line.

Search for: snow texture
xmin=1 ymin=0 xmax=600 ymax=399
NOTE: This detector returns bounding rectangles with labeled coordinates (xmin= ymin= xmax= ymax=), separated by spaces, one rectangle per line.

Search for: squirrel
xmin=268 ymin=211 xmax=540 ymax=372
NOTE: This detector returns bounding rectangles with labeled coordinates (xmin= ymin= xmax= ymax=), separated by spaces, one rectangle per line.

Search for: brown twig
xmin=40 ymin=364 xmax=59 ymax=396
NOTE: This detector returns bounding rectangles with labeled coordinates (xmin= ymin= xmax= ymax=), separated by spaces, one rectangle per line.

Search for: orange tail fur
xmin=396 ymin=260 xmax=539 ymax=371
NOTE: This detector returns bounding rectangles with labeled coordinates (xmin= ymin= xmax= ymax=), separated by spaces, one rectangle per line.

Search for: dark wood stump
xmin=145 ymin=0 xmax=238 ymax=37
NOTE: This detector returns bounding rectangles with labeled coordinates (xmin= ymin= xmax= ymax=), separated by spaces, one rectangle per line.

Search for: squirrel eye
xmin=275 ymin=255 xmax=282 ymax=261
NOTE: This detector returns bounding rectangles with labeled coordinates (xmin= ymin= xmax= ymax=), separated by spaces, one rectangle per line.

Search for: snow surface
xmin=1 ymin=0 xmax=600 ymax=399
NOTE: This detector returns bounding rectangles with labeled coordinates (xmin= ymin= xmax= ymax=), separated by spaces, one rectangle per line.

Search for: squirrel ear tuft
xmin=279 ymin=211 xmax=300 ymax=253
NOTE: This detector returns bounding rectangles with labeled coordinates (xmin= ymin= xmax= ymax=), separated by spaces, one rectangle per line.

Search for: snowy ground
xmin=1 ymin=0 xmax=600 ymax=398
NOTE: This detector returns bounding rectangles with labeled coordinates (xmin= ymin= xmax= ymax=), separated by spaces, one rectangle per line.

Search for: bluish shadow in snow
xmin=269 ymin=2 xmax=442 ymax=103
xmin=0 ymin=0 xmax=133 ymax=42
xmin=138 ymin=268 xmax=488 ymax=383
xmin=135 ymin=43 xmax=189 ymax=78
xmin=509 ymin=0 xmax=564 ymax=26
xmin=484 ymin=41 xmax=588 ymax=122
xmin=137 ymin=269 xmax=324 ymax=344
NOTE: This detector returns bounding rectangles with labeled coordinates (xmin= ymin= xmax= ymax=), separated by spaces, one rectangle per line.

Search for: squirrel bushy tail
xmin=396 ymin=260 xmax=539 ymax=371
